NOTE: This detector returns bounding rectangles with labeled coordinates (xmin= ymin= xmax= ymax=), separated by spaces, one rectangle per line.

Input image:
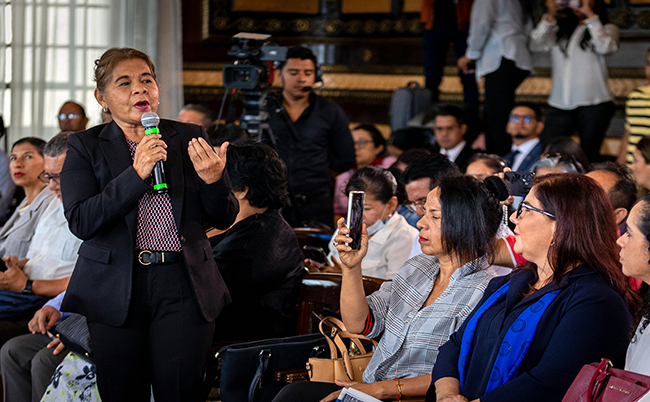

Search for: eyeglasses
xmin=406 ymin=198 xmax=427 ymax=213
xmin=57 ymin=112 xmax=81 ymax=121
xmin=354 ymin=139 xmax=371 ymax=148
xmin=38 ymin=171 xmax=61 ymax=185
xmin=508 ymin=114 xmax=535 ymax=124
xmin=516 ymin=201 xmax=556 ymax=220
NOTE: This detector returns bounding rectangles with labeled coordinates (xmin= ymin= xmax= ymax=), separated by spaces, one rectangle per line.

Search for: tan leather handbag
xmin=306 ymin=316 xmax=378 ymax=383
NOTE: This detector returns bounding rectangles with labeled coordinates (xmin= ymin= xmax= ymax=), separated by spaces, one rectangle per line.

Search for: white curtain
xmin=1 ymin=0 xmax=183 ymax=146
xmin=110 ymin=0 xmax=184 ymax=121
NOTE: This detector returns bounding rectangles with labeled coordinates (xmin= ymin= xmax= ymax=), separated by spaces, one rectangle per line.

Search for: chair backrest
xmin=294 ymin=228 xmax=334 ymax=255
xmin=296 ymin=272 xmax=385 ymax=335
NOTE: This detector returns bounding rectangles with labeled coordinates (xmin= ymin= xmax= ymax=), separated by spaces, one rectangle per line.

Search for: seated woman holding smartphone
xmin=320 ymin=166 xmax=418 ymax=280
xmin=273 ymin=175 xmax=508 ymax=402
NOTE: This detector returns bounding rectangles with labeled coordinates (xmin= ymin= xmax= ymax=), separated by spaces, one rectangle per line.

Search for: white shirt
xmin=24 ymin=198 xmax=82 ymax=280
xmin=466 ymin=0 xmax=534 ymax=79
xmin=530 ymin=15 xmax=618 ymax=110
xmin=626 ymin=321 xmax=650 ymax=376
xmin=329 ymin=213 xmax=418 ymax=280
xmin=440 ymin=140 xmax=466 ymax=163
xmin=510 ymin=138 xmax=540 ymax=171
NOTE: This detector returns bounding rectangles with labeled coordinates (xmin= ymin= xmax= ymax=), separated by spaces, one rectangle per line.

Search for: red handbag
xmin=562 ymin=359 xmax=650 ymax=402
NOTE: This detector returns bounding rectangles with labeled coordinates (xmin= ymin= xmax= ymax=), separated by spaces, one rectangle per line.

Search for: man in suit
xmin=503 ymin=103 xmax=544 ymax=172
xmin=432 ymin=104 xmax=476 ymax=172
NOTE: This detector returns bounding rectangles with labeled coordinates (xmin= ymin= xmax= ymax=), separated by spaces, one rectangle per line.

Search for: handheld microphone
xmin=140 ymin=112 xmax=168 ymax=194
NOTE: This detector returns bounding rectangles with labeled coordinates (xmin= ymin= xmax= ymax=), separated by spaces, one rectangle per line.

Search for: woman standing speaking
xmin=59 ymin=48 xmax=238 ymax=401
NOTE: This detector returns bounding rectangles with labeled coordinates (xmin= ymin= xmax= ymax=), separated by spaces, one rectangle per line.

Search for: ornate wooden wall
xmin=182 ymin=0 xmax=650 ymax=129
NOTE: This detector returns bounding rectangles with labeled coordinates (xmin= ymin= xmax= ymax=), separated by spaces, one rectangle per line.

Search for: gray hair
xmin=44 ymin=131 xmax=74 ymax=157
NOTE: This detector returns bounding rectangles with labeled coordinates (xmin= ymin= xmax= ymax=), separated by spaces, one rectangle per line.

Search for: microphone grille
xmin=141 ymin=112 xmax=160 ymax=128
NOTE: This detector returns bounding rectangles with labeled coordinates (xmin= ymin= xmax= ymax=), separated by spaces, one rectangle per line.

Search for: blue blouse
xmin=428 ymin=264 xmax=632 ymax=402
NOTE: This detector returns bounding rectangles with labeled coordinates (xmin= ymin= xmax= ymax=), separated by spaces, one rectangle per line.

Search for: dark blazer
xmin=433 ymin=142 xmax=476 ymax=173
xmin=59 ymin=120 xmax=239 ymax=326
xmin=504 ymin=141 xmax=543 ymax=172
xmin=428 ymin=265 xmax=632 ymax=402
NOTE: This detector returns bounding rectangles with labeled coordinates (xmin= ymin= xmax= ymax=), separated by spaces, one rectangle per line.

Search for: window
xmin=0 ymin=0 xmax=110 ymax=144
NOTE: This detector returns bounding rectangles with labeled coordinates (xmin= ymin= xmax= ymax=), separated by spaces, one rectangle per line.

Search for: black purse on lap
xmin=50 ymin=313 xmax=93 ymax=363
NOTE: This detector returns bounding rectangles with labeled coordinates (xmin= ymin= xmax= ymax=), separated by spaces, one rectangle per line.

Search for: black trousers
xmin=423 ymin=23 xmax=479 ymax=109
xmin=88 ymin=260 xmax=214 ymax=402
xmin=272 ymin=381 xmax=342 ymax=402
xmin=539 ymin=101 xmax=615 ymax=162
xmin=483 ymin=58 xmax=530 ymax=156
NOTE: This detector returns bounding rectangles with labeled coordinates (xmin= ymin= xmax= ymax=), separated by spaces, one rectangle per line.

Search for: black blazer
xmin=59 ymin=120 xmax=239 ymax=326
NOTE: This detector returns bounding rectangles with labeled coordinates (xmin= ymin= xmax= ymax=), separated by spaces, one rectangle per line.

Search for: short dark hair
xmin=437 ymin=175 xmax=506 ymax=264
xmin=394 ymin=148 xmax=431 ymax=169
xmin=345 ymin=166 xmax=397 ymax=204
xmin=591 ymin=161 xmax=638 ymax=212
xmin=402 ymin=153 xmax=461 ymax=190
xmin=432 ymin=104 xmax=468 ymax=126
xmin=44 ymin=131 xmax=74 ymax=157
xmin=180 ymin=104 xmax=215 ymax=128
xmin=61 ymin=101 xmax=87 ymax=118
xmin=469 ymin=153 xmax=508 ymax=173
xmin=226 ymin=142 xmax=288 ymax=209
xmin=511 ymin=102 xmax=543 ymax=121
xmin=542 ymin=137 xmax=591 ymax=172
xmin=209 ymin=123 xmax=250 ymax=147
xmin=353 ymin=123 xmax=386 ymax=156
xmin=279 ymin=46 xmax=318 ymax=70
xmin=12 ymin=137 xmax=46 ymax=156
xmin=388 ymin=128 xmax=433 ymax=153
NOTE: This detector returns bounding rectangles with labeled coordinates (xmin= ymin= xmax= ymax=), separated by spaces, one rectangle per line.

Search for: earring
xmin=102 ymin=107 xmax=108 ymax=113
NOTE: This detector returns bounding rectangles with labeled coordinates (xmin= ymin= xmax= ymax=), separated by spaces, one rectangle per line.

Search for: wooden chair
xmin=296 ymin=272 xmax=385 ymax=335
xmin=294 ymin=227 xmax=334 ymax=254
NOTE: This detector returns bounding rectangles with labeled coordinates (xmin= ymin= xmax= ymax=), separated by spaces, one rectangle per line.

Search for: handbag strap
xmin=248 ymin=349 xmax=271 ymax=402
xmin=587 ymin=359 xmax=612 ymax=402
xmin=317 ymin=317 xmax=379 ymax=381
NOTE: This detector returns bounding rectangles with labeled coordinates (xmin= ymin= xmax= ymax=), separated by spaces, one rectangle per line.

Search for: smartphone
xmin=302 ymin=245 xmax=330 ymax=265
xmin=346 ymin=191 xmax=364 ymax=250
xmin=0 ymin=259 xmax=6 ymax=272
xmin=504 ymin=171 xmax=535 ymax=197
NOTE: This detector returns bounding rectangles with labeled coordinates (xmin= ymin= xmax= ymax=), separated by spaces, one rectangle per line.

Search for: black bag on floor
xmin=218 ymin=333 xmax=329 ymax=402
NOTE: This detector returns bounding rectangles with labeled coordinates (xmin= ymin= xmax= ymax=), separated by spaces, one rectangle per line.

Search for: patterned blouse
xmin=362 ymin=253 xmax=496 ymax=383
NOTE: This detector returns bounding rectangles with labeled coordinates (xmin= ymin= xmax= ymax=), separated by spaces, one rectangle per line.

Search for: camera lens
xmin=237 ymin=70 xmax=251 ymax=82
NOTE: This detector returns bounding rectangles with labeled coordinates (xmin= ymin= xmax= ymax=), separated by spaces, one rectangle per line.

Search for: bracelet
xmin=394 ymin=377 xmax=403 ymax=401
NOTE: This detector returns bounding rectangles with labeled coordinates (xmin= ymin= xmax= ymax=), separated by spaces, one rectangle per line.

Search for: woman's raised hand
xmin=133 ymin=134 xmax=167 ymax=180
xmin=188 ymin=138 xmax=227 ymax=184
xmin=333 ymin=217 xmax=368 ymax=271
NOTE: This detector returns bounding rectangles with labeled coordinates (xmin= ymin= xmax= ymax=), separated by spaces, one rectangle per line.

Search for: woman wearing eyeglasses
xmin=429 ymin=173 xmax=634 ymax=402
xmin=333 ymin=124 xmax=396 ymax=221
xmin=0 ymin=138 xmax=55 ymax=260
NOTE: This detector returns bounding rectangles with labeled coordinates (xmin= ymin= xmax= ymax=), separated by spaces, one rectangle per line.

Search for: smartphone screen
xmin=302 ymin=245 xmax=330 ymax=265
xmin=504 ymin=171 xmax=535 ymax=197
xmin=346 ymin=191 xmax=364 ymax=250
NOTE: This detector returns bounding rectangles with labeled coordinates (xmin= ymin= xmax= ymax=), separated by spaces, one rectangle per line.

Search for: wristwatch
xmin=21 ymin=279 xmax=34 ymax=295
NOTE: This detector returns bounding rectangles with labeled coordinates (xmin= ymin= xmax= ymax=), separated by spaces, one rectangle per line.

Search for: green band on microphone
xmin=145 ymin=127 xmax=160 ymax=135
xmin=153 ymin=183 xmax=168 ymax=190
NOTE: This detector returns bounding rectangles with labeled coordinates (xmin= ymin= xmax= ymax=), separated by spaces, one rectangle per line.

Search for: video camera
xmin=221 ymin=33 xmax=288 ymax=143
xmin=223 ymin=33 xmax=287 ymax=90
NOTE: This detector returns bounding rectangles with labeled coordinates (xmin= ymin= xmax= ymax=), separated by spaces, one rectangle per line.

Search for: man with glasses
xmin=57 ymin=101 xmax=88 ymax=132
xmin=503 ymin=103 xmax=544 ymax=172
xmin=0 ymin=131 xmax=82 ymax=402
